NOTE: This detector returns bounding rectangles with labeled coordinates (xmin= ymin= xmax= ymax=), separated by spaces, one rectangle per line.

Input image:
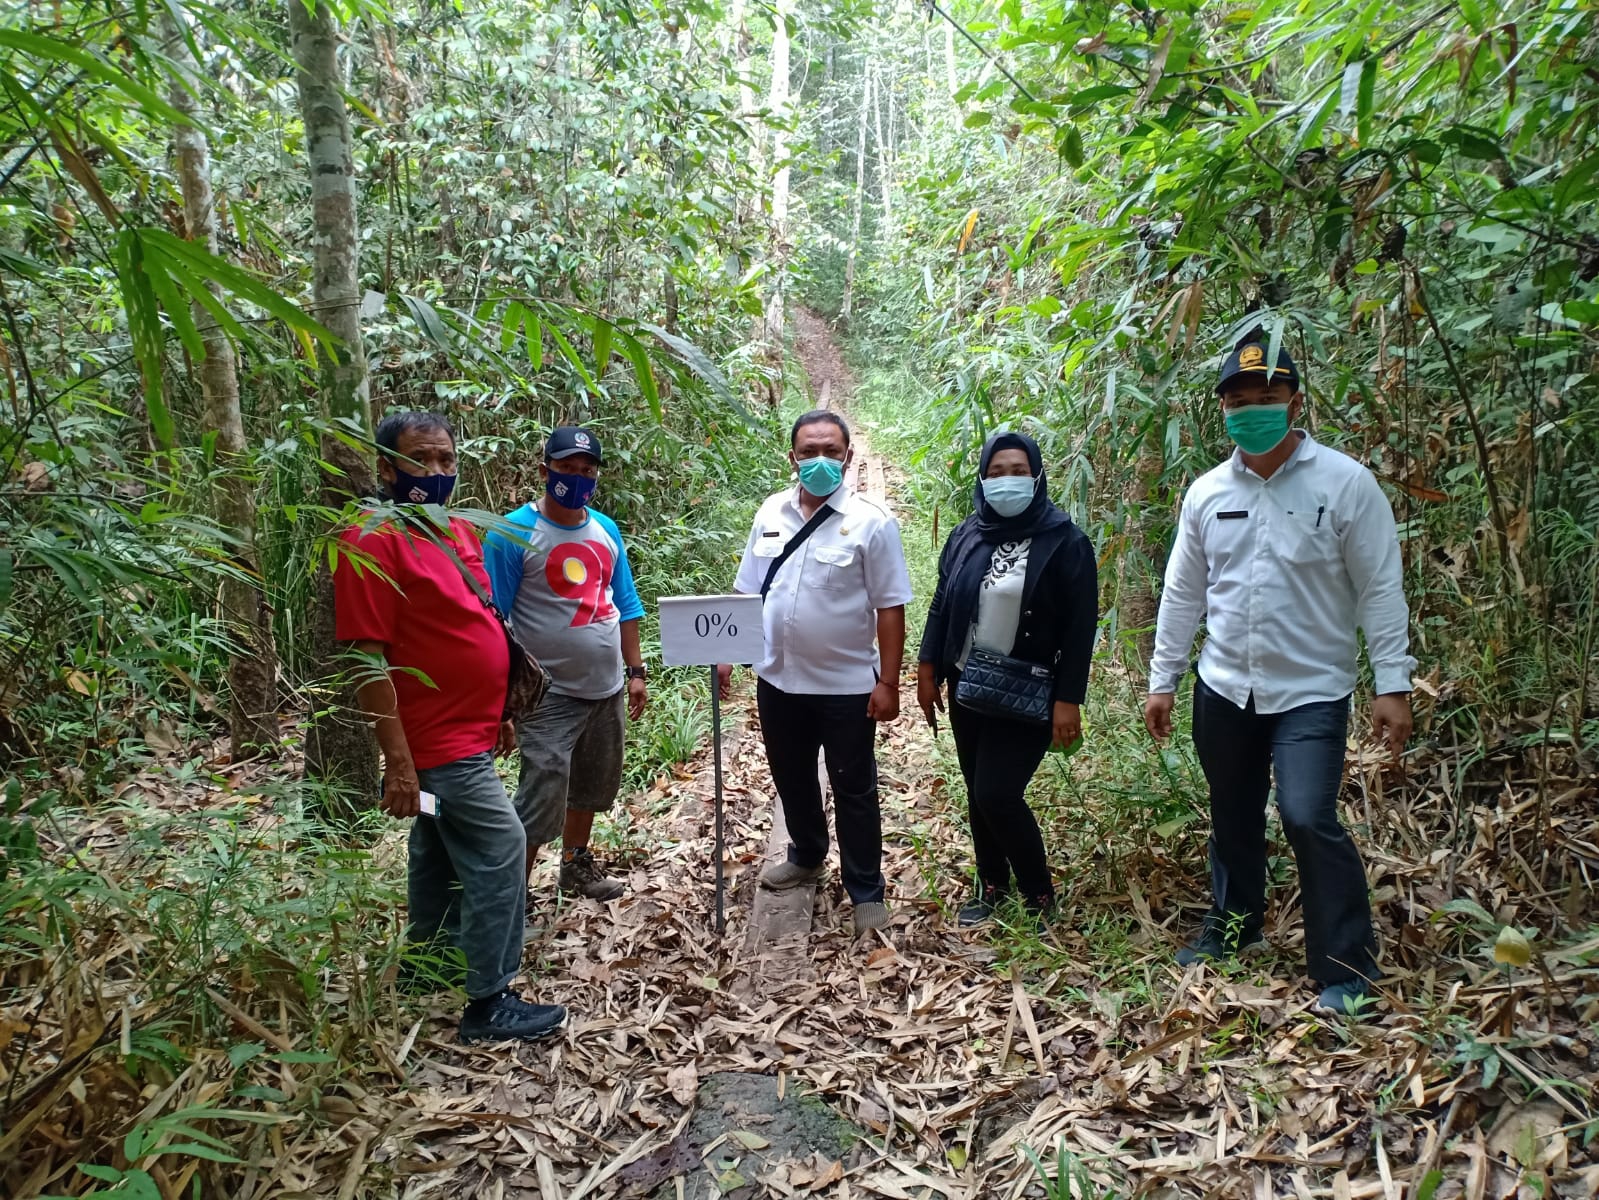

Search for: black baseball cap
xmin=1216 ymin=341 xmax=1300 ymax=395
xmin=545 ymin=426 xmax=604 ymax=464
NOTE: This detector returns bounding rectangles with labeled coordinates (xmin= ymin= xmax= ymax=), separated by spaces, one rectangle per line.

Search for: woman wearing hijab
xmin=916 ymin=432 xmax=1099 ymax=925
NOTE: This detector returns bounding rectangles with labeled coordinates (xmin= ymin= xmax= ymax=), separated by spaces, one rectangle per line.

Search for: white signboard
xmin=658 ymin=594 xmax=765 ymax=667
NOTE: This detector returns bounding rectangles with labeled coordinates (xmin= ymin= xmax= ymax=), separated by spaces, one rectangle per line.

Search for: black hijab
xmin=971 ymin=431 xmax=1069 ymax=542
xmin=930 ymin=431 xmax=1073 ymax=673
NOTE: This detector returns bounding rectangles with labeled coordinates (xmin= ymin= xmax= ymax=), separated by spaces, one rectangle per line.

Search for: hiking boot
xmin=1314 ymin=978 xmax=1376 ymax=1019
xmin=852 ymin=901 xmax=891 ymax=936
xmin=760 ymin=860 xmax=825 ymax=891
xmin=957 ymin=885 xmax=1006 ymax=928
xmin=1175 ymin=928 xmax=1268 ymax=967
xmin=558 ymin=847 xmax=625 ymax=901
xmin=459 ymin=990 xmax=567 ymax=1043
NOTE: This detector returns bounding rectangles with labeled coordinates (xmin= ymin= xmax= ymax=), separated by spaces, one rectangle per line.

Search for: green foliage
xmin=798 ymin=0 xmax=1599 ymax=741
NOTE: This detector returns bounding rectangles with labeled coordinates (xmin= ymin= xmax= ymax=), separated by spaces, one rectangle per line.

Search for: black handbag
xmin=955 ymin=646 xmax=1053 ymax=725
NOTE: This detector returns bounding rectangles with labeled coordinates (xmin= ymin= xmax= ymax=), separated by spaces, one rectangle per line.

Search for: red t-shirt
xmin=334 ymin=516 xmax=509 ymax=771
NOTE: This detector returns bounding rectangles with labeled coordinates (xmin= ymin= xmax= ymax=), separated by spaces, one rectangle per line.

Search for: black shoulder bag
xmin=760 ymin=504 xmax=842 ymax=599
xmin=460 ymin=565 xmax=552 ymax=725
xmin=955 ymin=647 xmax=1053 ymax=725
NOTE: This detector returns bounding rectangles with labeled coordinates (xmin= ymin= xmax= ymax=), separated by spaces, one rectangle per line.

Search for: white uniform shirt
xmin=1148 ymin=433 xmax=1416 ymax=714
xmin=733 ymin=485 xmax=913 ymax=695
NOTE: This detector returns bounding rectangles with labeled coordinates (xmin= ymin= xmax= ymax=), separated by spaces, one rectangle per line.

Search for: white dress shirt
xmin=1148 ymin=433 xmax=1415 ymax=714
xmin=733 ymin=485 xmax=913 ymax=695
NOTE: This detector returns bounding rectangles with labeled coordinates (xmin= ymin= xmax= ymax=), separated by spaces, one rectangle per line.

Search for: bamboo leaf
xmin=0 ymin=28 xmax=190 ymax=126
xmin=543 ymin=318 xmax=597 ymax=391
xmin=114 ymin=229 xmax=174 ymax=447
xmin=619 ymin=332 xmax=662 ymax=422
xmin=592 ymin=318 xmax=613 ymax=379
xmin=637 ymin=322 xmax=747 ymax=420
xmin=1356 ymin=57 xmax=1377 ymax=144
xmin=524 ymin=309 xmax=543 ymax=370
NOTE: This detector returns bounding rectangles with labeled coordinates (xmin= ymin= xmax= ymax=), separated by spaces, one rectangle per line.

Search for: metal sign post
xmin=658 ymin=594 xmax=765 ymax=934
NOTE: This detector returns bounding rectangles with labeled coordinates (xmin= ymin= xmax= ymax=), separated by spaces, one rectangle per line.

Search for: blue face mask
xmin=547 ymin=468 xmax=598 ymax=509
xmin=796 ymin=455 xmax=845 ymax=498
xmin=391 ymin=466 xmax=456 ymax=506
xmin=982 ymin=474 xmax=1038 ymax=518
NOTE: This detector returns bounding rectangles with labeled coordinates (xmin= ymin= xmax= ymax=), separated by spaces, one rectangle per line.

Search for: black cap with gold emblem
xmin=1216 ymin=340 xmax=1300 ymax=395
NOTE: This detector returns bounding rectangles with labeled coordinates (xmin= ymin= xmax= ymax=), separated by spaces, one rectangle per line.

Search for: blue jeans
xmin=411 ymin=752 xmax=527 ymax=1000
xmin=1191 ymin=676 xmax=1376 ymax=985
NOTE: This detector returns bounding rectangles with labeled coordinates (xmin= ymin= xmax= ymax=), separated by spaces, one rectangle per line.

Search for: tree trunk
xmin=944 ymin=23 xmax=959 ymax=97
xmin=162 ymin=15 xmax=280 ymax=757
xmin=840 ymin=68 xmax=871 ymax=324
xmin=1120 ymin=411 xmax=1166 ymax=673
xmin=760 ymin=0 xmax=792 ymax=369
xmin=289 ymin=0 xmax=380 ymax=811
xmin=731 ymin=0 xmax=761 ymax=226
xmin=871 ymin=62 xmax=892 ymax=231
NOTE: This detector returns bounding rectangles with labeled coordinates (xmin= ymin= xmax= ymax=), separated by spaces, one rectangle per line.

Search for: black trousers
xmin=756 ymin=679 xmax=885 ymax=904
xmin=1191 ymin=675 xmax=1376 ymax=985
xmin=946 ymin=677 xmax=1054 ymax=903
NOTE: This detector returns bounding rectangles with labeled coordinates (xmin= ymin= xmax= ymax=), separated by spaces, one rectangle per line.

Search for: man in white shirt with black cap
xmin=720 ymin=410 xmax=912 ymax=936
xmin=1145 ymin=336 xmax=1416 ymax=1017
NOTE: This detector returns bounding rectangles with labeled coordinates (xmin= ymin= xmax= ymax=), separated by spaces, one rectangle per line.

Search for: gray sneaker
xmin=759 ymin=860 xmax=825 ymax=891
xmin=853 ymin=901 xmax=890 ymax=936
xmin=558 ymin=847 xmax=625 ymax=900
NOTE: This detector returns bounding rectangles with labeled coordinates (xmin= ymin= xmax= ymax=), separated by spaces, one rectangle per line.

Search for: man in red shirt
xmin=334 ymin=411 xmax=566 ymax=1043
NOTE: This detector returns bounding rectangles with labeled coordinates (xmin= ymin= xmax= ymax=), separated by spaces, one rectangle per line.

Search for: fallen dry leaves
xmin=2 ymin=676 xmax=1597 ymax=1199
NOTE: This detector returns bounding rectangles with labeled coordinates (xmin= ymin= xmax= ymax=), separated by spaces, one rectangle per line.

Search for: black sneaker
xmin=459 ymin=990 xmax=567 ymax=1043
xmin=957 ymin=885 xmax=1006 ymax=928
xmin=1175 ymin=927 xmax=1267 ymax=967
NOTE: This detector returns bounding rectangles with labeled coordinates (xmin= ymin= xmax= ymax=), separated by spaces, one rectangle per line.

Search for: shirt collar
xmin=1229 ymin=430 xmax=1319 ymax=477
xmin=786 ymin=484 xmax=853 ymax=515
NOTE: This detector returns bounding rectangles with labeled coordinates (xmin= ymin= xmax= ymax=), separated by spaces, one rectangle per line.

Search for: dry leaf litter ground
xmin=3 ymin=314 xmax=1597 ymax=1199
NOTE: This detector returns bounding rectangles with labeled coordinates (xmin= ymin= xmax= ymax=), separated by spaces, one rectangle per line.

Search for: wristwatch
xmin=626 ymin=665 xmax=648 ymax=681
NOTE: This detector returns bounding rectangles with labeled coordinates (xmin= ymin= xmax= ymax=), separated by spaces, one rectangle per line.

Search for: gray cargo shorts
xmin=514 ymin=688 xmax=627 ymax=847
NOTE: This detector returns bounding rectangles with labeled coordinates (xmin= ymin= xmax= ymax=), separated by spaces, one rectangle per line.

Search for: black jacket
xmin=918 ymin=518 xmax=1099 ymax=705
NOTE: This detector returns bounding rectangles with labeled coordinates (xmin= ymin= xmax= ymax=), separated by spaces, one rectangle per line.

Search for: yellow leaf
xmin=730 ymin=1130 xmax=771 ymax=1150
xmin=957 ymin=208 xmax=980 ymax=253
xmin=1492 ymin=925 xmax=1531 ymax=967
xmin=947 ymin=1146 xmax=968 ymax=1170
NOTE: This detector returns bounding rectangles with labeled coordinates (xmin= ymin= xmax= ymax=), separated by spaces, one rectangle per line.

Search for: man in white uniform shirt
xmin=720 ymin=411 xmax=912 ymax=936
xmin=1145 ymin=338 xmax=1416 ymax=1016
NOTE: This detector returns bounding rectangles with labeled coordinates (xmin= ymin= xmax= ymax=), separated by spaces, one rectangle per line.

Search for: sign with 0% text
xmin=658 ymin=594 xmax=764 ymax=667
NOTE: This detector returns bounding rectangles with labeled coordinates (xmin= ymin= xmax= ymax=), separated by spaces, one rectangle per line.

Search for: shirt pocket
xmin=752 ymin=537 xmax=784 ymax=559
xmin=1278 ymin=510 xmax=1339 ymax=565
xmin=811 ymin=543 xmax=856 ymax=588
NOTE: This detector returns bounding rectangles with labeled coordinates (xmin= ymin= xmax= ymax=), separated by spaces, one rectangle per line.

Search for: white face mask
xmin=982 ymin=474 xmax=1038 ymax=518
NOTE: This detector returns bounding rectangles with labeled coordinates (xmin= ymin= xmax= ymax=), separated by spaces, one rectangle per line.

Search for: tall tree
xmin=162 ymin=15 xmax=281 ymax=756
xmin=289 ymin=0 xmax=379 ymax=808
xmin=840 ymin=66 xmax=871 ymax=324
xmin=760 ymin=0 xmax=792 ymax=361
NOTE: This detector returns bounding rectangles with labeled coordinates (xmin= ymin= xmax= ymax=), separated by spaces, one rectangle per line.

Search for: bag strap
xmin=761 ymin=503 xmax=842 ymax=599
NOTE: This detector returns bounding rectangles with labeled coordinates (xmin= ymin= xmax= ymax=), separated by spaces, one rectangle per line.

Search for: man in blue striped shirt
xmin=485 ymin=427 xmax=648 ymax=903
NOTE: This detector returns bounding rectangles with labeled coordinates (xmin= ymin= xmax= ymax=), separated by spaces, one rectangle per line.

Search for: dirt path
xmin=385 ymin=315 xmax=1599 ymax=1199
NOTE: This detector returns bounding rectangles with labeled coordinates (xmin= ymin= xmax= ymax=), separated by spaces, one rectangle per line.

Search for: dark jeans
xmin=947 ymin=677 xmax=1054 ymax=902
xmin=1191 ymin=675 xmax=1376 ymax=985
xmin=756 ymin=678 xmax=885 ymax=904
xmin=410 ymin=751 xmax=527 ymax=1000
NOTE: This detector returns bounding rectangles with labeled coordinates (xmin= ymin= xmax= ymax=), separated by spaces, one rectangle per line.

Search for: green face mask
xmin=796 ymin=454 xmax=845 ymax=497
xmin=1224 ymin=403 xmax=1291 ymax=455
